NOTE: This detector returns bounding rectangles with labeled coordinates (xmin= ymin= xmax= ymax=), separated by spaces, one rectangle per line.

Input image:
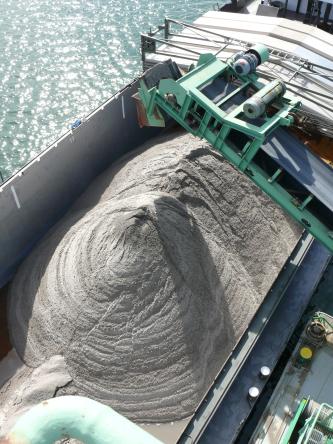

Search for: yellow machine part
xmin=299 ymin=346 xmax=313 ymax=360
xmin=291 ymin=128 xmax=333 ymax=168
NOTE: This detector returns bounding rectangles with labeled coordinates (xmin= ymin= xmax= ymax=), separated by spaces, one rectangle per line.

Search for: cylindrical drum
xmin=234 ymin=52 xmax=261 ymax=76
xmin=243 ymin=79 xmax=286 ymax=119
xmin=232 ymin=44 xmax=270 ymax=76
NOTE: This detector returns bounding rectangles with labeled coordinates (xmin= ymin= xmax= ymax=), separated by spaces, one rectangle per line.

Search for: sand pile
xmin=7 ymin=132 xmax=301 ymax=422
xmin=0 ymin=351 xmax=72 ymax=434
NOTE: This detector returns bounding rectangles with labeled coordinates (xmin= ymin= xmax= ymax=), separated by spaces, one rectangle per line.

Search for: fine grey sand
xmin=5 ymin=131 xmax=302 ymax=423
xmin=0 ymin=350 xmax=71 ymax=435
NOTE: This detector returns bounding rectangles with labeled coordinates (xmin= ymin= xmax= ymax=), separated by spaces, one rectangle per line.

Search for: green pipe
xmin=1 ymin=396 xmax=163 ymax=444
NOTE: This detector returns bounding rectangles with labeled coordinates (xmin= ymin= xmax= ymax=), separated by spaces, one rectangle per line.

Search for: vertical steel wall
xmin=0 ymin=80 xmax=161 ymax=288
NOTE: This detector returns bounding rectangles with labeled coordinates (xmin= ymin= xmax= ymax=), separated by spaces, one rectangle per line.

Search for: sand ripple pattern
xmin=8 ymin=133 xmax=302 ymax=421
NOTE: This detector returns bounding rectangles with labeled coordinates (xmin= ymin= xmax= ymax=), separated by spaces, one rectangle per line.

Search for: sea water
xmin=0 ymin=0 xmax=213 ymax=180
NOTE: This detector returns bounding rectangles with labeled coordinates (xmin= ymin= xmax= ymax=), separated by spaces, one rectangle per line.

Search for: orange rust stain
xmin=0 ymin=437 xmax=14 ymax=444
xmin=0 ymin=284 xmax=11 ymax=359
xmin=0 ymin=434 xmax=27 ymax=444
xmin=291 ymin=128 xmax=333 ymax=167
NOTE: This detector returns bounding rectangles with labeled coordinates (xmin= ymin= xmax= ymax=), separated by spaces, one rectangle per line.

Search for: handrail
xmin=0 ymin=396 xmax=162 ymax=444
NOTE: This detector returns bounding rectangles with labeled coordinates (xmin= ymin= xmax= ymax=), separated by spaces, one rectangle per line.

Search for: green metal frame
xmin=281 ymin=398 xmax=309 ymax=444
xmin=297 ymin=402 xmax=333 ymax=443
xmin=138 ymin=52 xmax=333 ymax=253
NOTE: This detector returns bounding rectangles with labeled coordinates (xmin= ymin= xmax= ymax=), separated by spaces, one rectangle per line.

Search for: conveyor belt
xmin=263 ymin=128 xmax=333 ymax=212
xmin=208 ymin=83 xmax=333 ymax=214
xmin=138 ymin=57 xmax=333 ymax=252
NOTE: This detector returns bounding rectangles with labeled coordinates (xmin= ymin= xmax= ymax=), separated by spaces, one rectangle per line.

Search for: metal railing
xmin=141 ymin=17 xmax=333 ymax=137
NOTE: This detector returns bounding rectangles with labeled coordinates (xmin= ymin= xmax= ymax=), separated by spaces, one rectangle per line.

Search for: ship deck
xmin=0 ymin=7 xmax=332 ymax=444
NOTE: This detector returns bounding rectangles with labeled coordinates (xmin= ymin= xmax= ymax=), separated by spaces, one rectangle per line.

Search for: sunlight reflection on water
xmin=0 ymin=0 xmax=212 ymax=179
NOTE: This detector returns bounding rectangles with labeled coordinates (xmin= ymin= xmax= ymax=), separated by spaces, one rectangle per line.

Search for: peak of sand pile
xmin=7 ymin=132 xmax=301 ymax=422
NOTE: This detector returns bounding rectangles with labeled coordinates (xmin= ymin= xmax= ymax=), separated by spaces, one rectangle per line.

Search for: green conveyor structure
xmin=283 ymin=400 xmax=333 ymax=443
xmin=135 ymin=44 xmax=333 ymax=254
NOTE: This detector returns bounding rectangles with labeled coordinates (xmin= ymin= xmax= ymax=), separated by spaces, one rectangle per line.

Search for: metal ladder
xmin=268 ymin=48 xmax=308 ymax=66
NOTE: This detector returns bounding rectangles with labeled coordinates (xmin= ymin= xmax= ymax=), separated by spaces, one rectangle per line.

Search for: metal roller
xmin=243 ymin=79 xmax=287 ymax=119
